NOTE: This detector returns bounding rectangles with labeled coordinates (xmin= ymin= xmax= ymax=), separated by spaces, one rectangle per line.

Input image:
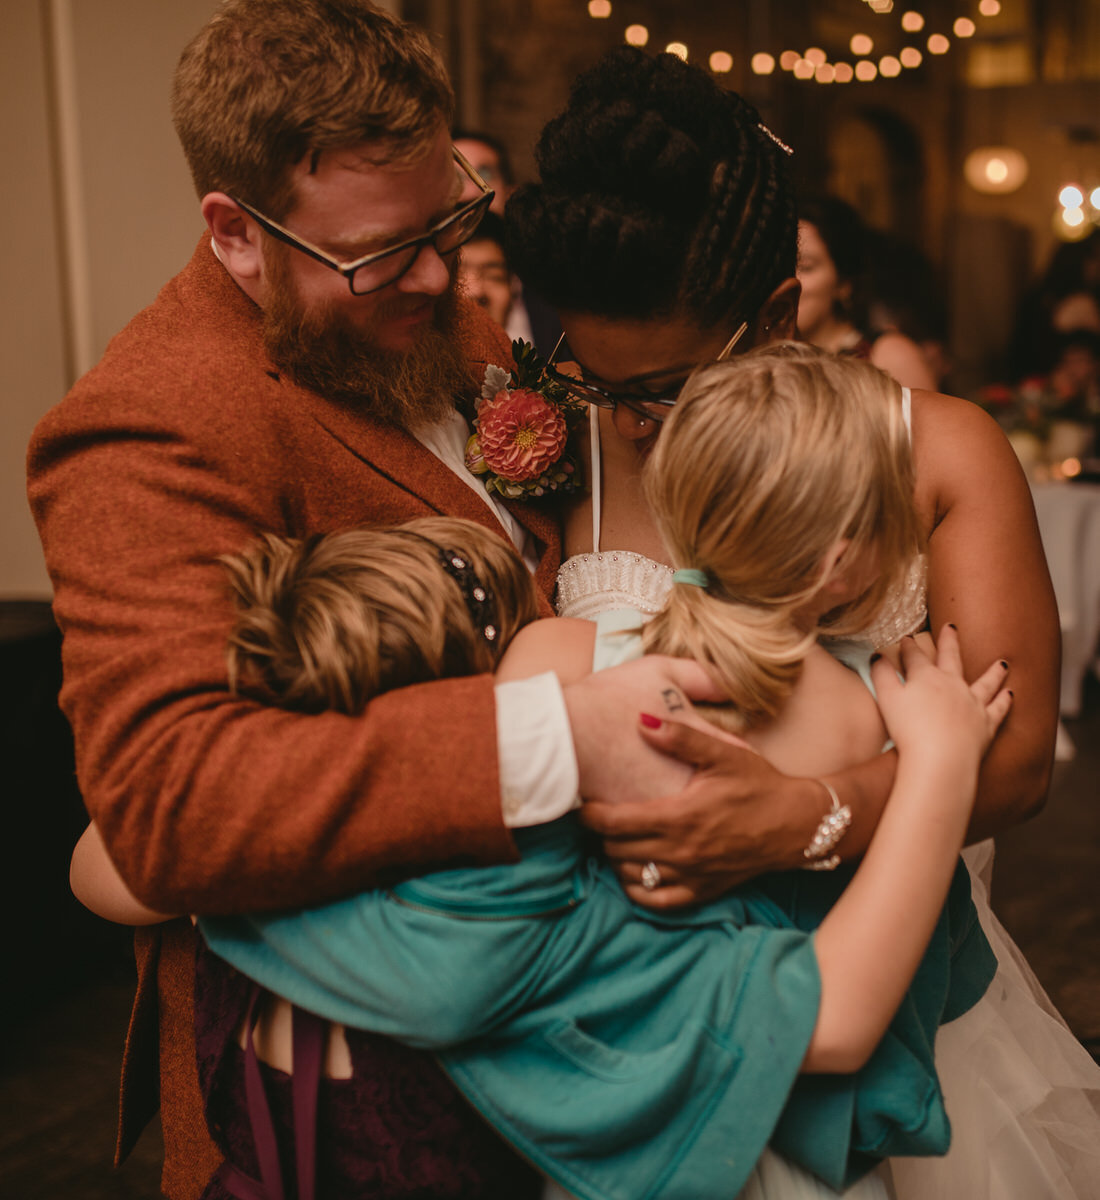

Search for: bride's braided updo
xmin=506 ymin=47 xmax=796 ymax=327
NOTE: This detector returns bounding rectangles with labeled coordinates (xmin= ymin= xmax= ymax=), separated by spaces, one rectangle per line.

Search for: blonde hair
xmin=223 ymin=518 xmax=538 ymax=714
xmin=643 ymin=343 xmax=923 ymax=720
xmin=172 ymin=0 xmax=454 ymax=217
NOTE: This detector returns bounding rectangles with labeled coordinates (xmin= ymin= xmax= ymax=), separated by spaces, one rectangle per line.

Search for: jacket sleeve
xmin=27 ymin=293 xmax=524 ymax=917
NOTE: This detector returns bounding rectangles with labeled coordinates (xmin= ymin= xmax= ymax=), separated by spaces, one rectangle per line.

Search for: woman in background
xmin=795 ymin=193 xmax=938 ymax=392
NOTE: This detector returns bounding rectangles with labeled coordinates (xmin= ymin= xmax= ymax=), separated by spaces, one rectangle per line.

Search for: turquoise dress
xmin=200 ymin=611 xmax=995 ymax=1200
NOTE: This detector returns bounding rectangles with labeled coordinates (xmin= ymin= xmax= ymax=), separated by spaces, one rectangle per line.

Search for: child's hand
xmin=871 ymin=625 xmax=1013 ymax=773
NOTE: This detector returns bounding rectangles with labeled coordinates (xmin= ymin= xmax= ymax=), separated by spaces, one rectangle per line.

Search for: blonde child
xmin=73 ymin=349 xmax=1034 ymax=1200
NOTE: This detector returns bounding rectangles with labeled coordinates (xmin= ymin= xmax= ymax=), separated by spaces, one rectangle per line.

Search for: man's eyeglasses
xmin=543 ymin=322 xmax=749 ymax=423
xmin=231 ymin=146 xmax=494 ymax=296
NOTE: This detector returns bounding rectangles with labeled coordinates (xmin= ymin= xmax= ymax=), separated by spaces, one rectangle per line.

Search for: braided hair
xmin=507 ymin=47 xmax=796 ymax=328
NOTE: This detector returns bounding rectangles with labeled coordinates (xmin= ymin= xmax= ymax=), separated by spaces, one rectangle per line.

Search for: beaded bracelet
xmin=801 ymin=780 xmax=852 ymax=871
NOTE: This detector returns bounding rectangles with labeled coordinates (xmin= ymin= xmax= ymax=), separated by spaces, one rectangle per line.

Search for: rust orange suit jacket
xmin=27 ymin=238 xmax=561 ymax=1198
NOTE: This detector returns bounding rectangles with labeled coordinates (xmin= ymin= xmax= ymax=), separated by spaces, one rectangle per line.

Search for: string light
xmin=1090 ymin=188 xmax=1100 ymax=209
xmin=609 ymin=1 xmax=996 ymax=87
xmin=1060 ymin=185 xmax=1085 ymax=208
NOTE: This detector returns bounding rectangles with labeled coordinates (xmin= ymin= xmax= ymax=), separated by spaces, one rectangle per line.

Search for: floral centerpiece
xmin=465 ymin=340 xmax=587 ymax=500
xmin=980 ymin=372 xmax=1097 ymax=479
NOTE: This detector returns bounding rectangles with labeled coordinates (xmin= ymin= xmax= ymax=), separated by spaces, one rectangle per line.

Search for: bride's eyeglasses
xmin=542 ymin=321 xmax=748 ymax=423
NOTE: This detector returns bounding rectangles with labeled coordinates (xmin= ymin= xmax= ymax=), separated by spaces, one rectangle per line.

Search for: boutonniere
xmin=465 ymin=340 xmax=587 ymax=500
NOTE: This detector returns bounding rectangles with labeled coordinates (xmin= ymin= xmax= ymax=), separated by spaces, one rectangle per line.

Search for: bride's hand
xmin=580 ymin=716 xmax=820 ymax=909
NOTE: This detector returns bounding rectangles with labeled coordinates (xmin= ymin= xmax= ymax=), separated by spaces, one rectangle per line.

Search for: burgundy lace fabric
xmin=194 ymin=939 xmax=539 ymax=1200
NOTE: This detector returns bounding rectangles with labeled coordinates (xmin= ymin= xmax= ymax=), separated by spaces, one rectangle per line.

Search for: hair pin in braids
xmin=757 ymin=122 xmax=793 ymax=157
xmin=437 ymin=547 xmax=499 ymax=641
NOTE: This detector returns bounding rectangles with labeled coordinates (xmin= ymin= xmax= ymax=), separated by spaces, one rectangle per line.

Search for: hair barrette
xmin=757 ymin=122 xmax=794 ymax=157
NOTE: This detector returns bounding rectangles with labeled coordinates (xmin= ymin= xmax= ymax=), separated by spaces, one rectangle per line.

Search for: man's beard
xmin=262 ymin=244 xmax=474 ymax=431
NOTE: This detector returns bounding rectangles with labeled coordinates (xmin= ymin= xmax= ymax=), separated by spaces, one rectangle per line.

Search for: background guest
xmin=796 ymin=193 xmax=938 ymax=391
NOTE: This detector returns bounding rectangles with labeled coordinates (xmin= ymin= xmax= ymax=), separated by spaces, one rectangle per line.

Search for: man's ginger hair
xmin=172 ymin=0 xmax=454 ymax=218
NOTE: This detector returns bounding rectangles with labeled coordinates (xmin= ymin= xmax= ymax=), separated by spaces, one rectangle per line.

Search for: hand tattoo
xmin=661 ymin=687 xmax=686 ymax=713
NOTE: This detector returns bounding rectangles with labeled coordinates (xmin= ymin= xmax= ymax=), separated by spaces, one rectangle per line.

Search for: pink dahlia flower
xmin=477 ymin=388 xmax=568 ymax=482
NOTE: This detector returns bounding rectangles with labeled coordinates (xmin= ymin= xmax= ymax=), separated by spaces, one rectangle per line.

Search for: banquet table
xmin=1030 ymin=481 xmax=1100 ymax=719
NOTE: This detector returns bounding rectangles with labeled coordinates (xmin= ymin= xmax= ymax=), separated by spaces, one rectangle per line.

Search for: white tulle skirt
xmin=883 ymin=839 xmax=1100 ymax=1199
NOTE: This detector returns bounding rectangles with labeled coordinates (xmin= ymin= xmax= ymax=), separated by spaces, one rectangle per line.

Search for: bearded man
xmin=28 ymin=3 xmax=721 ymax=1197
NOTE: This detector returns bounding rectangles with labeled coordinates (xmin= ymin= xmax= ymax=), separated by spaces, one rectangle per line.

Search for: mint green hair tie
xmin=672 ymin=568 xmax=710 ymax=588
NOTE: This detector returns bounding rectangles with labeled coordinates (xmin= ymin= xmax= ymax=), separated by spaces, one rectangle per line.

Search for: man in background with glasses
xmin=28 ymin=3 xmax=717 ymax=1198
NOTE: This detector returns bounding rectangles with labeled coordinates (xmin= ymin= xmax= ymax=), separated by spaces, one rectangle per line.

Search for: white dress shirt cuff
xmin=495 ymin=672 xmax=581 ymax=828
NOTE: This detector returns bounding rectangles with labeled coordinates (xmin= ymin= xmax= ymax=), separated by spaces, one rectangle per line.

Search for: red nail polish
xmin=640 ymin=712 xmax=662 ymax=729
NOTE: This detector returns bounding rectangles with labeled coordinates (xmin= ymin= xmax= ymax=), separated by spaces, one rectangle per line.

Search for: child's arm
xmin=802 ymin=626 xmax=1011 ymax=1072
xmin=495 ymin=616 xmax=596 ymax=686
xmin=71 ymin=822 xmax=177 ymax=926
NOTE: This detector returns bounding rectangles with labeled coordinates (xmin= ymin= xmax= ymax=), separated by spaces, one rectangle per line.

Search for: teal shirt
xmin=201 ymin=610 xmax=994 ymax=1199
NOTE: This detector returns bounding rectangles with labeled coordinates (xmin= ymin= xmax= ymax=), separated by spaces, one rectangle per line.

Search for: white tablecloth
xmin=1030 ymin=481 xmax=1100 ymax=717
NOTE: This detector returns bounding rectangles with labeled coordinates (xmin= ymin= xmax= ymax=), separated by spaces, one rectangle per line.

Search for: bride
xmin=510 ymin=46 xmax=1097 ymax=1196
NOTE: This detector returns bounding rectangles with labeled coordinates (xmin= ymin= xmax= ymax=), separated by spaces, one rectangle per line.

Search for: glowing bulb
xmin=927 ymin=33 xmax=950 ymax=54
xmin=869 ymin=0 xmax=894 ymax=12
xmin=709 ymin=50 xmax=733 ymax=73
xmin=954 ymin=17 xmax=976 ymax=37
xmin=751 ymin=52 xmax=776 ymax=75
xmin=850 ymin=33 xmax=873 ymax=55
xmin=855 ymin=59 xmax=878 ymax=81
xmin=779 ymin=49 xmax=801 ymax=70
xmin=815 ymin=63 xmax=836 ymax=83
xmin=900 ymin=46 xmax=923 ymax=67
xmin=833 ymin=62 xmax=855 ymax=82
xmin=878 ymin=55 xmax=901 ymax=77
xmin=979 ymin=0 xmax=1001 ymax=14
xmin=1064 ymin=206 xmax=1086 ymax=227
xmin=666 ymin=42 xmax=688 ymax=60
xmin=793 ymin=58 xmax=815 ymax=79
xmin=1060 ymin=185 xmax=1085 ymax=208
xmin=624 ymin=23 xmax=649 ymax=46
xmin=1090 ymin=188 xmax=1100 ymax=209
xmin=805 ymin=47 xmax=827 ymax=66
xmin=587 ymin=0 xmax=611 ymax=17
xmin=901 ymin=11 xmax=924 ymax=32
xmin=964 ymin=147 xmax=1028 ymax=194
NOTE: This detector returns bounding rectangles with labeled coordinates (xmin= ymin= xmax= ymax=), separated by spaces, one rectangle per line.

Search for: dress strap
xmin=901 ymin=386 xmax=912 ymax=442
xmin=588 ymin=406 xmax=602 ymax=553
